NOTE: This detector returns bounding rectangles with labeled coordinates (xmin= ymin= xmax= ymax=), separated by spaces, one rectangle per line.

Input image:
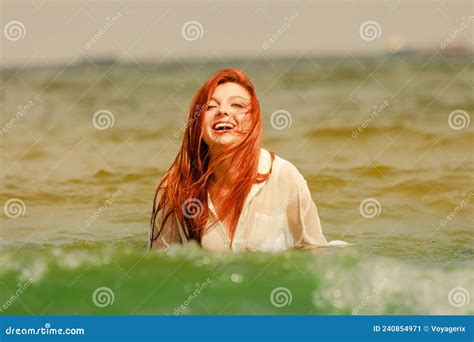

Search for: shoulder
xmin=259 ymin=148 xmax=304 ymax=183
xmin=153 ymin=176 xmax=170 ymax=211
xmin=268 ymin=154 xmax=308 ymax=195
xmin=273 ymin=154 xmax=305 ymax=183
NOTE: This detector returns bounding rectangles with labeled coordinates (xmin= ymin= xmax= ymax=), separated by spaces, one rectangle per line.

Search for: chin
xmin=213 ymin=135 xmax=236 ymax=145
xmin=206 ymin=132 xmax=240 ymax=147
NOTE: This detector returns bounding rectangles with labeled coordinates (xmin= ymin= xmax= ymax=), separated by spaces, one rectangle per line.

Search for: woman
xmin=149 ymin=68 xmax=346 ymax=252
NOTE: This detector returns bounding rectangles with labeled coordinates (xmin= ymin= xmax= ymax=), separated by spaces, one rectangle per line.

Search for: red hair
xmin=150 ymin=68 xmax=272 ymax=248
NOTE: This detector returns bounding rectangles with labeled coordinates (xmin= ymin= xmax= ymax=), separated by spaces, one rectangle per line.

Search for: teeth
xmin=214 ymin=122 xmax=235 ymax=130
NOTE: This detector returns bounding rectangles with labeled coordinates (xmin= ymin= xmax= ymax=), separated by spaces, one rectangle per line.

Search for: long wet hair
xmin=149 ymin=68 xmax=272 ymax=248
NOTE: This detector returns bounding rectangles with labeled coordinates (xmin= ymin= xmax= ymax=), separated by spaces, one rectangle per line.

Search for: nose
xmin=217 ymin=104 xmax=231 ymax=117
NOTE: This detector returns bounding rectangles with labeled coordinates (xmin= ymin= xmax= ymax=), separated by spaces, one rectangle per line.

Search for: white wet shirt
xmin=151 ymin=148 xmax=347 ymax=252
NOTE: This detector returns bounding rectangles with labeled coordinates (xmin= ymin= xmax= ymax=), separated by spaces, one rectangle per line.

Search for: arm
xmin=283 ymin=165 xmax=328 ymax=247
xmin=149 ymin=187 xmax=186 ymax=251
xmin=292 ymin=173 xmax=328 ymax=247
xmin=287 ymin=168 xmax=348 ymax=248
xmin=149 ymin=208 xmax=183 ymax=251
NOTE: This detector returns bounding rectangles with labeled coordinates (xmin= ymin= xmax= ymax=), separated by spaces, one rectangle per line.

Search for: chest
xmin=202 ymin=207 xmax=293 ymax=252
xmin=202 ymin=180 xmax=294 ymax=252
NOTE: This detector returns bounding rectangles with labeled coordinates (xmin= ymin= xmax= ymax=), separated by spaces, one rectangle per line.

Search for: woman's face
xmin=202 ymin=82 xmax=252 ymax=150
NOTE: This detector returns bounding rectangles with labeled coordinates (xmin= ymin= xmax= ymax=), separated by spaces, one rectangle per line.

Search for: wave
xmin=0 ymin=233 xmax=472 ymax=315
xmin=304 ymin=123 xmax=468 ymax=140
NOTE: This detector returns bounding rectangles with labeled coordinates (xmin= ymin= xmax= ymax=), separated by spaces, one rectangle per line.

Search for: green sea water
xmin=0 ymin=54 xmax=473 ymax=314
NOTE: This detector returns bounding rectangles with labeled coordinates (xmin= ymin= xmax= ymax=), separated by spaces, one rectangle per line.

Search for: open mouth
xmin=212 ymin=121 xmax=236 ymax=133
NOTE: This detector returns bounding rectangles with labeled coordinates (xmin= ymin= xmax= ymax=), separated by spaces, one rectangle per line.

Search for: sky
xmin=1 ymin=0 xmax=472 ymax=67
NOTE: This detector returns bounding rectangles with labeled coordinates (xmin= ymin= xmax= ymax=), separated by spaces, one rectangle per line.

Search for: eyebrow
xmin=209 ymin=96 xmax=250 ymax=102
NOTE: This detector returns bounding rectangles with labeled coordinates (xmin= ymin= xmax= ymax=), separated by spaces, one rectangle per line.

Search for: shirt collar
xmin=245 ymin=148 xmax=272 ymax=206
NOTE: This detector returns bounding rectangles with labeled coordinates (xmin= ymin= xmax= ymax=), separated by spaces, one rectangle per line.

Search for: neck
xmin=208 ymin=144 xmax=232 ymax=185
xmin=212 ymin=162 xmax=229 ymax=183
xmin=211 ymin=158 xmax=230 ymax=185
xmin=208 ymin=144 xmax=262 ymax=185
